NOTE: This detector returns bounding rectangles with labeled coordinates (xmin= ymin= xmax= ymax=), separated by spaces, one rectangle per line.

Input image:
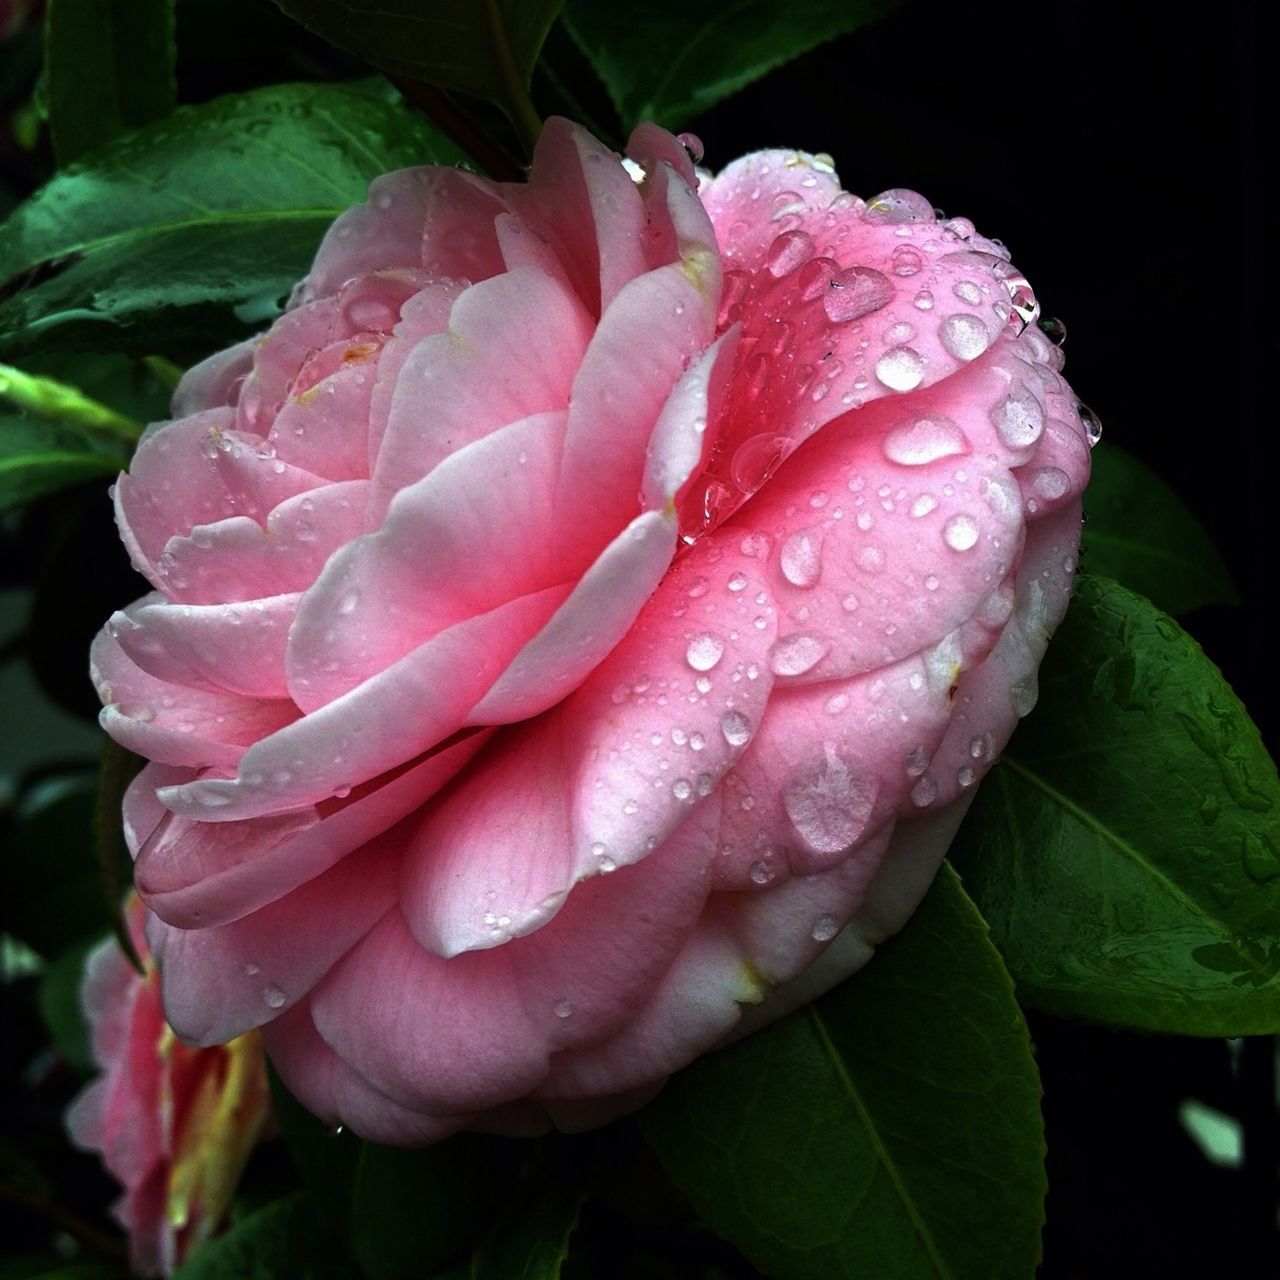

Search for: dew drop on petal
xmin=939 ymin=313 xmax=991 ymax=361
xmin=883 ymin=415 xmax=970 ymax=466
xmin=784 ymin=746 xmax=878 ymax=853
xmin=767 ymin=229 xmax=816 ymax=277
xmin=865 ymin=188 xmax=935 ymax=223
xmin=553 ymin=997 xmax=574 ymax=1019
xmin=1031 ymin=467 xmax=1070 ymax=500
xmin=910 ymin=775 xmax=938 ymax=807
xmin=769 ymin=632 xmax=829 ymax=676
xmin=812 ymin=914 xmax=840 ymax=942
xmin=875 ymin=346 xmax=925 ymax=391
xmin=263 ymin=985 xmax=286 ymax=1009
xmin=943 ymin=514 xmax=980 ymax=551
xmin=1078 ymin=401 xmax=1103 ymax=446
xmin=824 ymin=265 xmax=894 ymax=323
xmin=686 ymin=633 xmax=725 ymax=671
xmin=721 ymin=709 xmax=753 ymax=747
xmin=990 ymin=384 xmax=1046 ymax=449
xmin=779 ymin=528 xmax=825 ymax=587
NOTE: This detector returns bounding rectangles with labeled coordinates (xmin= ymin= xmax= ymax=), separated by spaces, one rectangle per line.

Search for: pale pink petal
xmin=290 ymin=412 xmax=570 ymax=711
xmin=262 ymin=1001 xmax=471 ymax=1145
xmin=172 ymin=339 xmax=256 ymax=418
xmin=147 ymin=831 xmax=399 ymax=1045
xmin=370 ymin=268 xmax=592 ymax=520
xmin=157 ymin=592 xmax=564 ymax=822
xmin=138 ymin=732 xmax=491 ymax=929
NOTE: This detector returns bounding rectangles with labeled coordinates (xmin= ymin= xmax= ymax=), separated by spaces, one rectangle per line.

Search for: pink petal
xmin=147 ymin=830 xmax=399 ymax=1045
xmin=369 ymin=267 xmax=592 ymax=520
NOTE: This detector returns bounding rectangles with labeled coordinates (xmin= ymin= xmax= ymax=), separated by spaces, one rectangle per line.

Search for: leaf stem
xmin=389 ymin=78 xmax=524 ymax=180
xmin=0 ymin=362 xmax=141 ymax=444
xmin=484 ymin=0 xmax=543 ymax=158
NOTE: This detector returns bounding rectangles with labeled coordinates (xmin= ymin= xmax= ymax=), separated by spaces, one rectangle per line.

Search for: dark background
xmin=1 ymin=1 xmax=1275 ymax=1276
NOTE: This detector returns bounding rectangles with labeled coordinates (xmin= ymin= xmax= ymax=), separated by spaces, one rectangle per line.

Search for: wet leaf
xmin=953 ymin=574 xmax=1280 ymax=1035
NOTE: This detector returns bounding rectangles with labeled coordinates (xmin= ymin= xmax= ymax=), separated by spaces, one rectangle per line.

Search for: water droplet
xmin=779 ymin=528 xmax=825 ymax=587
xmin=991 ymin=384 xmax=1045 ymax=449
xmin=797 ymin=256 xmax=838 ymax=300
xmin=957 ymin=764 xmax=976 ymax=787
xmin=952 ymin=280 xmax=983 ymax=306
xmin=686 ymin=633 xmax=725 ymax=671
xmin=939 ymin=313 xmax=990 ymax=361
xmin=1031 ymin=467 xmax=1070 ymax=500
xmin=812 ymin=914 xmax=840 ymax=942
xmin=905 ymin=746 xmax=929 ymax=777
xmin=721 ymin=710 xmax=753 ymax=747
xmin=1078 ymin=401 xmax=1103 ymax=446
xmin=910 ymin=775 xmax=938 ymax=807
xmin=910 ymin=494 xmax=939 ymax=518
xmin=1039 ymin=316 xmax=1067 ymax=345
xmin=676 ymin=131 xmax=704 ymax=163
xmin=553 ymin=997 xmax=574 ymax=1019
xmin=769 ymin=633 xmax=828 ymax=676
xmin=883 ymin=415 xmax=970 ymax=466
xmin=824 ymin=265 xmax=894 ymax=323
xmin=784 ymin=746 xmax=877 ymax=853
xmin=767 ymin=229 xmax=816 ymax=277
xmin=749 ymin=859 xmax=775 ymax=886
xmin=337 ymin=590 xmax=360 ymax=615
xmin=731 ymin=433 xmax=788 ymax=493
xmin=875 ymin=346 xmax=925 ymax=391
xmin=865 ymin=188 xmax=935 ymax=223
xmin=891 ymin=245 xmax=924 ymax=276
xmin=726 ymin=571 xmax=748 ymax=592
xmin=1011 ymin=674 xmax=1039 ymax=717
xmin=687 ymin=575 xmax=710 ymax=598
xmin=672 ymin=778 xmax=693 ymax=801
xmin=943 ymin=514 xmax=979 ymax=551
xmin=264 ymin=985 xmax=286 ymax=1009
xmin=824 ymin=692 xmax=850 ymax=715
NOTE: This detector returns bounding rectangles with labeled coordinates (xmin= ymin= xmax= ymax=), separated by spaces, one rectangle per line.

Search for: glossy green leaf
xmin=952 ymin=574 xmax=1280 ymax=1035
xmin=45 ymin=0 xmax=176 ymax=164
xmin=38 ymin=939 xmax=96 ymax=1074
xmin=348 ymin=1140 xmax=485 ymax=1279
xmin=565 ymin=0 xmax=899 ymax=130
xmin=173 ymin=1192 xmax=351 ymax=1280
xmin=1082 ymin=445 xmax=1237 ymax=615
xmin=0 ymin=773 xmax=117 ymax=957
xmin=471 ymin=1173 xmax=583 ymax=1280
xmin=272 ymin=0 xmax=562 ymax=140
xmin=640 ymin=864 xmax=1045 ymax=1280
xmin=0 ymin=83 xmax=465 ymax=358
xmin=0 ymin=413 xmax=126 ymax=512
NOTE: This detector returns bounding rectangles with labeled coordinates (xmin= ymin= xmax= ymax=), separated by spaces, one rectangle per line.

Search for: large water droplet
xmin=784 ymin=746 xmax=878 ymax=853
xmin=939 ymin=313 xmax=990 ymax=361
xmin=769 ymin=633 xmax=828 ymax=676
xmin=943 ymin=514 xmax=980 ymax=551
xmin=824 ymin=265 xmax=894 ymax=323
xmin=767 ymin=229 xmax=816 ymax=277
xmin=865 ymin=188 xmax=935 ymax=223
xmin=883 ymin=415 xmax=970 ymax=465
xmin=686 ymin=633 xmax=725 ymax=671
xmin=1078 ymin=401 xmax=1103 ymax=446
xmin=990 ymin=384 xmax=1045 ymax=449
xmin=875 ymin=346 xmax=925 ymax=391
xmin=675 ymin=131 xmax=704 ymax=163
xmin=797 ymin=256 xmax=838 ymax=301
xmin=779 ymin=528 xmax=825 ymax=587
xmin=731 ymin=433 xmax=788 ymax=493
xmin=811 ymin=914 xmax=840 ymax=942
xmin=721 ymin=709 xmax=753 ymax=747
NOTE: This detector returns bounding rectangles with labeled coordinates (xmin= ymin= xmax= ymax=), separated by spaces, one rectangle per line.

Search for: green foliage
xmin=38 ymin=938 xmax=96 ymax=1074
xmin=45 ymin=0 xmax=177 ymax=164
xmin=0 ymin=83 xmax=465 ymax=358
xmin=0 ymin=773 xmax=117 ymax=957
xmin=470 ymin=1173 xmax=583 ymax=1280
xmin=640 ymin=864 xmax=1045 ymax=1280
xmin=565 ymin=0 xmax=900 ymax=130
xmin=173 ymin=1192 xmax=353 ymax=1279
xmin=953 ymin=574 xmax=1280 ymax=1035
xmin=271 ymin=0 xmax=564 ymax=143
xmin=1082 ymin=445 xmax=1238 ymax=615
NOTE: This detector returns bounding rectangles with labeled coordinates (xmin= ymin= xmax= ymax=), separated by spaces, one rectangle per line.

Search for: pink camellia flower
xmin=66 ymin=897 xmax=271 ymax=1274
xmin=92 ymin=119 xmax=1091 ymax=1143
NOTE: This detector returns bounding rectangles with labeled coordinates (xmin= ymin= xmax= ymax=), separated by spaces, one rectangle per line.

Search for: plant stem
xmin=484 ymin=0 xmax=543 ymax=158
xmin=0 ymin=362 xmax=141 ymax=444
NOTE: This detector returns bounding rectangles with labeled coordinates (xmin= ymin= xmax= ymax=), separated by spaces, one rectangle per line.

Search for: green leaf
xmin=0 ymin=83 xmax=465 ymax=358
xmin=45 ymin=0 xmax=177 ymax=164
xmin=173 ymin=1192 xmax=352 ymax=1280
xmin=1082 ymin=445 xmax=1237 ymax=615
xmin=565 ymin=0 xmax=899 ymax=130
xmin=271 ymin=0 xmax=562 ymax=143
xmin=348 ymin=1140 xmax=484 ymax=1279
xmin=38 ymin=939 xmax=97 ymax=1074
xmin=0 ymin=773 xmax=118 ymax=957
xmin=951 ymin=574 xmax=1280 ymax=1036
xmin=640 ymin=864 xmax=1045 ymax=1280
xmin=0 ymin=412 xmax=126 ymax=513
xmin=471 ymin=1173 xmax=583 ymax=1280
